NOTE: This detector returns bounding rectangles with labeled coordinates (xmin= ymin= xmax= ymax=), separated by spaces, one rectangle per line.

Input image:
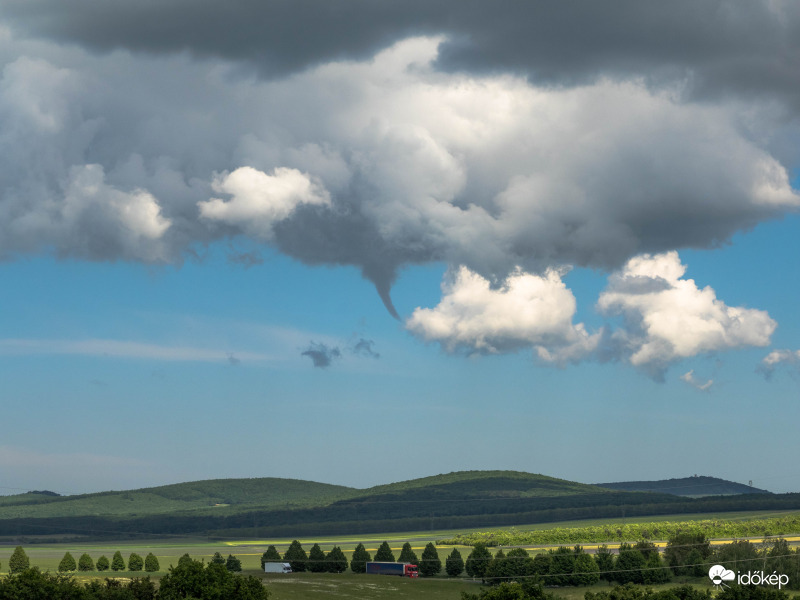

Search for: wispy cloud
xmin=680 ymin=370 xmax=713 ymax=391
xmin=0 ymin=445 xmax=150 ymax=470
xmin=758 ymin=349 xmax=800 ymax=379
xmin=0 ymin=338 xmax=274 ymax=363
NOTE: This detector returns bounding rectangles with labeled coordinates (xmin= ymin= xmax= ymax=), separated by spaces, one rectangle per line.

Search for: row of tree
xmin=56 ymin=551 xmax=160 ymax=573
xmin=462 ymin=535 xmax=800 ymax=588
xmin=5 ymin=546 xmax=252 ymax=575
xmin=0 ymin=558 xmax=270 ymax=599
xmin=665 ymin=534 xmax=800 ymax=590
xmin=260 ymin=540 xmax=461 ymax=576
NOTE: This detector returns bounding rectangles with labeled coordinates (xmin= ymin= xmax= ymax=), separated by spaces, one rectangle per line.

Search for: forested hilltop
xmin=596 ymin=476 xmax=770 ymax=497
xmin=0 ymin=471 xmax=796 ymax=541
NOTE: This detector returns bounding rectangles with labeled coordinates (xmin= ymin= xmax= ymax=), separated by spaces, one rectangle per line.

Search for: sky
xmin=0 ymin=0 xmax=799 ymax=496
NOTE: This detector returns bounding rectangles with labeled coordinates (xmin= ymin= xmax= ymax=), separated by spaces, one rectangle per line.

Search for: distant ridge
xmin=1 ymin=471 xmax=795 ymax=540
xmin=595 ymin=475 xmax=770 ymax=497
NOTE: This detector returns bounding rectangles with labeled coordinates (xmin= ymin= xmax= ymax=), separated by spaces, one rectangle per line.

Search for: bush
xmin=586 ymin=583 xmax=713 ymax=600
xmin=308 ymin=544 xmax=327 ymax=573
xmin=374 ymin=541 xmax=395 ymax=562
xmin=58 ymin=552 xmax=77 ymax=572
xmin=129 ymin=552 xmax=144 ymax=571
xmin=466 ymin=543 xmax=493 ymax=579
xmin=595 ymin=545 xmax=615 ymax=580
xmin=325 ymin=546 xmax=348 ymax=573
xmin=398 ymin=542 xmax=419 ymax=565
xmin=461 ymin=578 xmax=557 ymax=600
xmin=446 ymin=548 xmax=464 ymax=577
xmin=351 ymin=543 xmax=371 ymax=573
xmin=78 ymin=553 xmax=95 ymax=571
xmin=548 ymin=546 xmax=576 ymax=586
xmin=419 ymin=542 xmax=441 ymax=577
xmin=226 ymin=554 xmax=242 ymax=572
xmin=9 ymin=546 xmax=29 ymax=573
xmin=574 ymin=551 xmax=601 ymax=586
xmin=177 ymin=553 xmax=194 ymax=567
xmin=145 ymin=552 xmax=160 ymax=572
xmin=284 ymin=540 xmax=308 ymax=572
xmin=157 ymin=560 xmax=269 ymax=600
xmin=261 ymin=545 xmax=283 ymax=569
xmin=614 ymin=544 xmax=646 ymax=584
xmin=665 ymin=533 xmax=711 ymax=575
xmin=96 ymin=555 xmax=110 ymax=571
xmin=642 ymin=551 xmax=671 ymax=584
xmin=111 ymin=550 xmax=126 ymax=571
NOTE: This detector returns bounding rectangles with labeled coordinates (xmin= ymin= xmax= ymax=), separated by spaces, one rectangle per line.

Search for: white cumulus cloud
xmin=199 ymin=166 xmax=331 ymax=240
xmin=598 ymin=252 xmax=776 ymax=372
xmin=406 ymin=265 xmax=599 ymax=362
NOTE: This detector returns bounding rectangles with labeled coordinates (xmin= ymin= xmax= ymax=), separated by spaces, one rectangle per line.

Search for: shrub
xmin=308 ymin=544 xmax=327 ymax=573
xmin=226 ymin=554 xmax=242 ymax=572
xmin=446 ymin=548 xmax=464 ymax=577
xmin=419 ymin=542 xmax=441 ymax=577
xmin=398 ymin=542 xmax=419 ymax=565
xmin=129 ymin=552 xmax=144 ymax=572
xmin=177 ymin=553 xmax=194 ymax=567
xmin=642 ymin=551 xmax=671 ymax=584
xmin=261 ymin=545 xmax=283 ymax=569
xmin=574 ymin=551 xmax=601 ymax=586
xmin=96 ymin=555 xmax=110 ymax=571
xmin=111 ymin=550 xmax=125 ymax=571
xmin=465 ymin=543 xmax=493 ymax=579
xmin=374 ymin=541 xmax=395 ymax=562
xmin=157 ymin=560 xmax=269 ymax=600
xmin=9 ymin=546 xmax=29 ymax=573
xmin=78 ymin=553 xmax=95 ymax=571
xmin=351 ymin=543 xmax=371 ymax=573
xmin=145 ymin=552 xmax=160 ymax=572
xmin=595 ymin=545 xmax=615 ymax=580
xmin=58 ymin=552 xmax=77 ymax=572
xmin=325 ymin=546 xmax=348 ymax=573
xmin=284 ymin=540 xmax=308 ymax=572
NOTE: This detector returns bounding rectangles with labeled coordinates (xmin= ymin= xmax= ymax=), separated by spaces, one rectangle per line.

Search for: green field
xmin=3 ymin=510 xmax=799 ymax=600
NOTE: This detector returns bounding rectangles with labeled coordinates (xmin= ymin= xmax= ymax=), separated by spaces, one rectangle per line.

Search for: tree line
xmin=440 ymin=515 xmax=800 ymax=547
xmin=458 ymin=534 xmax=800 ymax=590
xmin=0 ymin=556 xmax=269 ymax=599
xmin=261 ymin=540 xmax=467 ymax=577
xmin=5 ymin=491 xmax=799 ymax=540
xmin=3 ymin=546 xmax=246 ymax=575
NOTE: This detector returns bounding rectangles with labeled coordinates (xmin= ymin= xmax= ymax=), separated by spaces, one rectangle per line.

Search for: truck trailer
xmin=264 ymin=562 xmax=292 ymax=574
xmin=365 ymin=562 xmax=418 ymax=577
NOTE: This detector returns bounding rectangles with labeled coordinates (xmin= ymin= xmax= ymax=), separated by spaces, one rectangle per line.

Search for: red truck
xmin=365 ymin=562 xmax=419 ymax=577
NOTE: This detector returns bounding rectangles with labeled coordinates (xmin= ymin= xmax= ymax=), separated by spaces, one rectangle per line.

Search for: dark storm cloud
xmin=5 ymin=0 xmax=800 ymax=110
xmin=1 ymin=0 xmax=440 ymax=77
xmin=301 ymin=342 xmax=341 ymax=368
xmin=0 ymin=0 xmax=797 ymax=364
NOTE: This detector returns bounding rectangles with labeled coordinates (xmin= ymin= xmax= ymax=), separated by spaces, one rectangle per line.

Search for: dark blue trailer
xmin=366 ymin=561 xmax=419 ymax=577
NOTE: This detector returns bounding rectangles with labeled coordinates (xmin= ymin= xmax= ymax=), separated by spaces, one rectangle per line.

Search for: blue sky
xmin=1 ymin=1 xmax=799 ymax=495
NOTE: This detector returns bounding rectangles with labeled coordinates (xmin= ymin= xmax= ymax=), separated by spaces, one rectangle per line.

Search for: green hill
xmin=1 ymin=471 xmax=796 ymax=540
xmin=0 ymin=478 xmax=357 ymax=519
xmin=359 ymin=470 xmax=602 ymax=498
xmin=595 ymin=476 xmax=771 ymax=497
